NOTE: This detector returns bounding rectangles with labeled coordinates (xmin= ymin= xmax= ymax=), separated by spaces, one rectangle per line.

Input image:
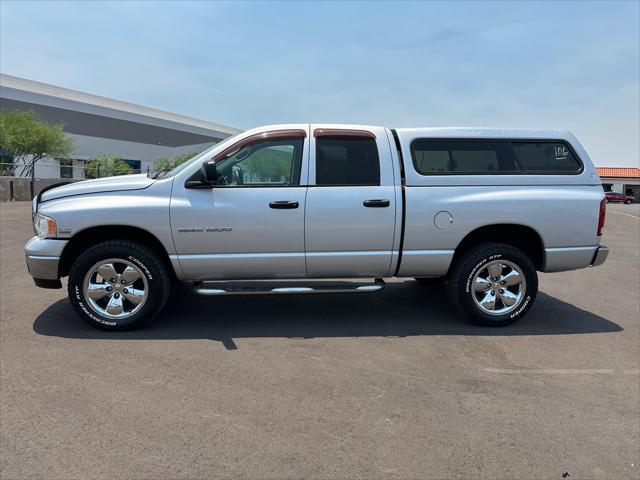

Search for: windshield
xmin=148 ymin=132 xmax=243 ymax=179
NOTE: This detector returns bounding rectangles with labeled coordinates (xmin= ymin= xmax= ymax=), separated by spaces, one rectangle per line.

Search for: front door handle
xmin=269 ymin=200 xmax=299 ymax=209
xmin=363 ymin=199 xmax=390 ymax=208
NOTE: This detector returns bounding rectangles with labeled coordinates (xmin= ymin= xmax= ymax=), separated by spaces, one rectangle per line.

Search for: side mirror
xmin=201 ymin=161 xmax=219 ymax=184
xmin=185 ymin=161 xmax=219 ymax=188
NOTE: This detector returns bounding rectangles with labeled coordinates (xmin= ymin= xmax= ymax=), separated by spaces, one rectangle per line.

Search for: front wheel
xmin=68 ymin=240 xmax=170 ymax=330
xmin=448 ymin=243 xmax=538 ymax=326
xmin=624 ymin=200 xmax=632 ymax=204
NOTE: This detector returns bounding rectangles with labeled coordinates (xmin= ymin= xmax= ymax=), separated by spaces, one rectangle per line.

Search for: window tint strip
xmin=314 ymin=128 xmax=376 ymax=139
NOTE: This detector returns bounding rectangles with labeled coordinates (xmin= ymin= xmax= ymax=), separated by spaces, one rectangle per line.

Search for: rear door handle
xmin=363 ymin=199 xmax=390 ymax=208
xmin=269 ymin=200 xmax=299 ymax=209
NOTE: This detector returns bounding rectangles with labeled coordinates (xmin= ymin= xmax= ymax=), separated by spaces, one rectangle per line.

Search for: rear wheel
xmin=448 ymin=243 xmax=538 ymax=326
xmin=625 ymin=199 xmax=632 ymax=204
xmin=68 ymin=240 xmax=170 ymax=330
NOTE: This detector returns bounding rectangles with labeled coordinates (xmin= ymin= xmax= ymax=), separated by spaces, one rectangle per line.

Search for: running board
xmin=192 ymin=278 xmax=386 ymax=296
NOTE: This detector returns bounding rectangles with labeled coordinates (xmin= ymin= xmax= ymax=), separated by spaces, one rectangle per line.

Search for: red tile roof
xmin=597 ymin=167 xmax=640 ymax=179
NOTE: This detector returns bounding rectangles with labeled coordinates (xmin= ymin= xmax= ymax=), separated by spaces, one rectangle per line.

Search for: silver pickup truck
xmin=26 ymin=124 xmax=608 ymax=330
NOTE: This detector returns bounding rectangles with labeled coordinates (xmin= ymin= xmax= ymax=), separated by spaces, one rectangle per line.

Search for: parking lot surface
xmin=1 ymin=201 xmax=639 ymax=479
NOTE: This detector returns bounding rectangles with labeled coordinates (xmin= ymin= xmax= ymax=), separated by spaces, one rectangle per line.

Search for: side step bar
xmin=192 ymin=278 xmax=386 ymax=296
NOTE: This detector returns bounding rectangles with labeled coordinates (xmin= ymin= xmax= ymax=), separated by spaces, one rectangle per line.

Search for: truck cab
xmin=170 ymin=124 xmax=399 ymax=280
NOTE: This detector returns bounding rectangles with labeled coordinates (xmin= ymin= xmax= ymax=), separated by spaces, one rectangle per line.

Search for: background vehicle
xmin=26 ymin=124 xmax=609 ymax=330
xmin=605 ymin=191 xmax=635 ymax=204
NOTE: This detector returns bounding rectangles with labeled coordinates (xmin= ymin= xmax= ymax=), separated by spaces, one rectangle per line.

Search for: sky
xmin=1 ymin=0 xmax=639 ymax=167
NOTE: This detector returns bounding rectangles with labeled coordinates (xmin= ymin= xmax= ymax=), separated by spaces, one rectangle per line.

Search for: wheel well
xmin=454 ymin=224 xmax=544 ymax=270
xmin=58 ymin=226 xmax=174 ymax=278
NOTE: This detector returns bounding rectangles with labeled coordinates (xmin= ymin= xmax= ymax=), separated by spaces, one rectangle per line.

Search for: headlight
xmin=33 ymin=213 xmax=57 ymax=238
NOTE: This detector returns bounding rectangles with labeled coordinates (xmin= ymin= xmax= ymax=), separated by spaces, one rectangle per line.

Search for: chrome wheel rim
xmin=83 ymin=258 xmax=148 ymax=319
xmin=471 ymin=260 xmax=526 ymax=315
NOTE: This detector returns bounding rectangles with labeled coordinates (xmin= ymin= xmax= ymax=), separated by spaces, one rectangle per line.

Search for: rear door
xmin=305 ymin=126 xmax=398 ymax=277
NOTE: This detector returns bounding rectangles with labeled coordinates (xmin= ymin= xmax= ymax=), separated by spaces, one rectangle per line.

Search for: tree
xmin=153 ymin=151 xmax=198 ymax=171
xmin=0 ymin=109 xmax=75 ymax=197
xmin=153 ymin=156 xmax=174 ymax=171
xmin=84 ymin=154 xmax=132 ymax=179
xmin=241 ymin=147 xmax=292 ymax=182
xmin=0 ymin=149 xmax=12 ymax=176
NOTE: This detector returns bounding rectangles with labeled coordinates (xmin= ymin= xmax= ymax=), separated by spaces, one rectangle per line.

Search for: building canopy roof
xmin=0 ymin=73 xmax=242 ymax=147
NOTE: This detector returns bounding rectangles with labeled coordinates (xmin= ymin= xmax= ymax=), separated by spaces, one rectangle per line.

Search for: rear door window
xmin=411 ymin=140 xmax=518 ymax=174
xmin=316 ymin=136 xmax=380 ymax=185
xmin=511 ymin=141 xmax=582 ymax=173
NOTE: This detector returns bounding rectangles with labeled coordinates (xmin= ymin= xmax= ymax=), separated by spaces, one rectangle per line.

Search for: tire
xmin=68 ymin=240 xmax=170 ymax=330
xmin=625 ymin=200 xmax=632 ymax=204
xmin=448 ymin=243 xmax=538 ymax=326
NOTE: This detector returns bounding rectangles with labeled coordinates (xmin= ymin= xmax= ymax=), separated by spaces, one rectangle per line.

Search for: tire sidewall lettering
xmin=465 ymin=254 xmax=502 ymax=293
xmin=74 ymin=284 xmax=117 ymax=326
xmin=128 ymin=255 xmax=153 ymax=280
xmin=510 ymin=295 xmax=531 ymax=319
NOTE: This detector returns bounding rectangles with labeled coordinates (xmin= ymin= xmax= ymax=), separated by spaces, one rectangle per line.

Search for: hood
xmin=40 ymin=174 xmax=156 ymax=202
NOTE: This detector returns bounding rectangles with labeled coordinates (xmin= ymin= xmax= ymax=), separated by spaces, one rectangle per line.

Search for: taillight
xmin=597 ymin=198 xmax=606 ymax=236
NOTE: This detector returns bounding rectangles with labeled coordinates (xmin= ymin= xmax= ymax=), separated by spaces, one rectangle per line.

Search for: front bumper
xmin=590 ymin=245 xmax=609 ymax=267
xmin=25 ymin=236 xmax=68 ymax=286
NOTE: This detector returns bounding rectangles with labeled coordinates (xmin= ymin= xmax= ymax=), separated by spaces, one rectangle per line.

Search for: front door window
xmin=215 ymin=138 xmax=304 ymax=186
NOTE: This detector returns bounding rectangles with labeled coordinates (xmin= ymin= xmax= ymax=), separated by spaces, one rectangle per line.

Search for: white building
xmin=0 ymin=74 xmax=241 ymax=179
xmin=598 ymin=167 xmax=640 ymax=202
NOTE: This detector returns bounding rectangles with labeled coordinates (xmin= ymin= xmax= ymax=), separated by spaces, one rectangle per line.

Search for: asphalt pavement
xmin=1 ymin=201 xmax=638 ymax=479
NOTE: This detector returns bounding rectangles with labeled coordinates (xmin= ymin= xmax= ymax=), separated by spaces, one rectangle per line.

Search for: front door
xmin=171 ymin=128 xmax=309 ymax=280
xmin=305 ymin=125 xmax=398 ymax=277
